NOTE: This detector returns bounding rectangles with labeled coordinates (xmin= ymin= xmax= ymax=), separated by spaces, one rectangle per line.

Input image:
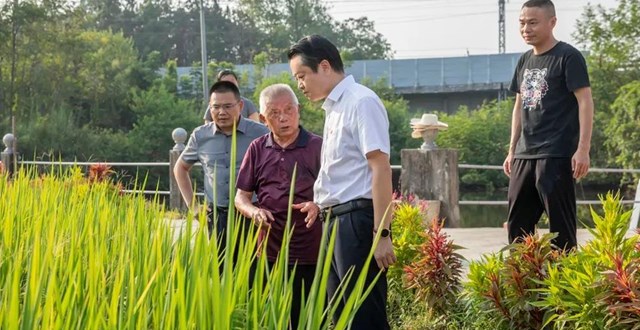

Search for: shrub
xmin=464 ymin=192 xmax=640 ymax=329
xmin=404 ymin=217 xmax=465 ymax=317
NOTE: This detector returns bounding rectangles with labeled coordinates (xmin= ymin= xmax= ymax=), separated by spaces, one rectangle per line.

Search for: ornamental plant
xmin=601 ymin=252 xmax=640 ymax=328
xmin=465 ymin=192 xmax=640 ymax=330
xmin=389 ymin=193 xmax=429 ymax=279
xmin=403 ymin=217 xmax=464 ymax=317
xmin=463 ymin=232 xmax=560 ymax=329
xmin=386 ymin=193 xmax=429 ymax=327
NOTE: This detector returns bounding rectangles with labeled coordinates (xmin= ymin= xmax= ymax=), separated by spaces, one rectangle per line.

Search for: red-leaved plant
xmin=88 ymin=163 xmax=114 ymax=182
xmin=501 ymin=233 xmax=561 ymax=328
xmin=403 ymin=217 xmax=464 ymax=317
xmin=601 ymin=252 xmax=640 ymax=327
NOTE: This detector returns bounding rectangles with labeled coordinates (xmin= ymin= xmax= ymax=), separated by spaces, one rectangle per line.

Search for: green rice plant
xmin=0 ymin=163 xmax=379 ymax=329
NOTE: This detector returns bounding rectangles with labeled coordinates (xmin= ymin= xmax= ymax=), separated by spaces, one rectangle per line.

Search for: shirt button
xmin=280 ymin=158 xmax=284 ymax=161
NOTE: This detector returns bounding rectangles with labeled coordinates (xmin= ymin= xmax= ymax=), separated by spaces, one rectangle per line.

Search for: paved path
xmin=167 ymin=219 xmax=638 ymax=266
xmin=445 ymin=227 xmax=638 ymax=264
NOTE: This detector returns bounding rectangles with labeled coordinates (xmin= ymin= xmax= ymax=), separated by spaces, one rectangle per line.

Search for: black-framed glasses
xmin=210 ymin=101 xmax=240 ymax=111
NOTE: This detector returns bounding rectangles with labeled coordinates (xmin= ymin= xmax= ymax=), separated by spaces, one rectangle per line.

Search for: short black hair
xmin=209 ymin=81 xmax=240 ymax=100
xmin=287 ymin=35 xmax=344 ymax=73
xmin=522 ymin=0 xmax=556 ymax=16
xmin=216 ymin=69 xmax=238 ymax=81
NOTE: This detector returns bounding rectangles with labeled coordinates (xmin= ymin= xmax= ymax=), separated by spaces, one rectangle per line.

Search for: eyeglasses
xmin=210 ymin=101 xmax=240 ymax=111
xmin=265 ymin=107 xmax=296 ymax=119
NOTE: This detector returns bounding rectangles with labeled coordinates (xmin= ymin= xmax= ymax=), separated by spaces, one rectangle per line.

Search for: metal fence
xmin=4 ymin=131 xmax=639 ymax=228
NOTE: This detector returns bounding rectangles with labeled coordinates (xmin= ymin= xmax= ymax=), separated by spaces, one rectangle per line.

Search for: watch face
xmin=380 ymin=229 xmax=390 ymax=238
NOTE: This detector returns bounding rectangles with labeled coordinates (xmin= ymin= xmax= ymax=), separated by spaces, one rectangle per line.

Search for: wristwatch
xmin=374 ymin=228 xmax=391 ymax=238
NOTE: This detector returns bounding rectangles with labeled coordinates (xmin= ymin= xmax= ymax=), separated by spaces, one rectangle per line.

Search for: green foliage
xmin=605 ymin=81 xmax=640 ymax=183
xmin=574 ymin=0 xmax=640 ymax=173
xmin=464 ymin=193 xmax=640 ymax=329
xmin=583 ymin=192 xmax=637 ymax=262
xmin=404 ymin=217 xmax=465 ymax=318
xmin=463 ymin=233 xmax=560 ymax=329
xmin=385 ymin=197 xmax=428 ymax=329
xmin=435 ymin=100 xmax=511 ymax=190
xmin=389 ymin=200 xmax=428 ymax=279
xmin=237 ymin=0 xmax=391 ymax=61
xmin=128 ymin=85 xmax=201 ymax=161
xmin=16 ymin=108 xmax=129 ymax=161
xmin=0 ymin=166 xmax=377 ymax=329
xmin=600 ymin=252 xmax=640 ymax=329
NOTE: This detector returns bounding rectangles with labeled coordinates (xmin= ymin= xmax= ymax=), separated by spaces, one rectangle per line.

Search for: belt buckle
xmin=319 ymin=208 xmax=332 ymax=222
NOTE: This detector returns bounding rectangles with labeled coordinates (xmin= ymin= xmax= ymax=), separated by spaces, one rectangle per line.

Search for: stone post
xmin=400 ymin=149 xmax=460 ymax=227
xmin=169 ymin=128 xmax=187 ymax=210
xmin=1 ymin=133 xmax=16 ymax=177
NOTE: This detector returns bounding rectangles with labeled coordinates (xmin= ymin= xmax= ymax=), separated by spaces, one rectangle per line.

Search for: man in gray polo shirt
xmin=203 ymin=69 xmax=260 ymax=123
xmin=174 ymin=81 xmax=269 ymax=243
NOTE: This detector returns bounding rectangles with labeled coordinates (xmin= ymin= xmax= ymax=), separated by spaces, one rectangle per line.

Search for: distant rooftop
xmin=177 ymin=52 xmax=523 ymax=94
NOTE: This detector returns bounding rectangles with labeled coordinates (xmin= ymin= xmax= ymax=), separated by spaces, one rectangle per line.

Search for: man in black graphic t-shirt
xmin=503 ymin=0 xmax=594 ymax=251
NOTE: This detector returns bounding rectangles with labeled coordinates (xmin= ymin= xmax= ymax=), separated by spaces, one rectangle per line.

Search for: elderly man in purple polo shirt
xmin=235 ymin=83 xmax=322 ymax=329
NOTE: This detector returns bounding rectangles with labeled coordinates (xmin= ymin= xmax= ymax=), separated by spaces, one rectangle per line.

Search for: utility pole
xmin=199 ymin=0 xmax=209 ymax=105
xmin=498 ymin=0 xmax=506 ymax=54
xmin=498 ymin=0 xmax=507 ymax=103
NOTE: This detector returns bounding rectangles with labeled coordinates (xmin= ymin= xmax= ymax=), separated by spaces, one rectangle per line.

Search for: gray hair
xmin=259 ymin=84 xmax=299 ymax=114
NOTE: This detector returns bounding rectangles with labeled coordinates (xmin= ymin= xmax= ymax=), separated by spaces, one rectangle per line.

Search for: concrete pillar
xmin=400 ymin=149 xmax=460 ymax=227
xmin=169 ymin=128 xmax=187 ymax=210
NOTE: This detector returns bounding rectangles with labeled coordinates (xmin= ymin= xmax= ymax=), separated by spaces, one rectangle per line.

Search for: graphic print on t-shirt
xmin=520 ymin=68 xmax=548 ymax=111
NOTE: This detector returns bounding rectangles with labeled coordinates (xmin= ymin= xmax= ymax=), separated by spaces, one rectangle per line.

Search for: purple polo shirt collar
xmin=264 ymin=126 xmax=310 ymax=149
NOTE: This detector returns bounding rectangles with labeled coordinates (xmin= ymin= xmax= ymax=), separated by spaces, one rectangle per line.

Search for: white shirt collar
xmin=322 ymin=75 xmax=355 ymax=110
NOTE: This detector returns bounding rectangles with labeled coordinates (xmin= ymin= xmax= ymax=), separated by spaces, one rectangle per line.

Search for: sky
xmin=324 ymin=0 xmax=618 ymax=59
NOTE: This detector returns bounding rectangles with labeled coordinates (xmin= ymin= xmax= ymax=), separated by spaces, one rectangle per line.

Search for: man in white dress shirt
xmin=288 ymin=35 xmax=395 ymax=330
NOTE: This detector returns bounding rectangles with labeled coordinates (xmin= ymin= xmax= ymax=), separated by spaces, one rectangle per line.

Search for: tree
xmin=73 ymin=30 xmax=139 ymax=129
xmin=574 ymin=0 xmax=640 ymax=170
xmin=237 ymin=0 xmax=391 ymax=62
xmin=435 ymin=100 xmax=512 ymax=191
xmin=337 ymin=17 xmax=393 ymax=59
xmin=605 ymin=81 xmax=640 ymax=181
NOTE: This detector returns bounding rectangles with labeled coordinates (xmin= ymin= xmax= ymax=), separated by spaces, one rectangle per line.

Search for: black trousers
xmin=207 ymin=206 xmax=253 ymax=272
xmin=206 ymin=205 xmax=230 ymax=244
xmin=507 ymin=158 xmax=577 ymax=251
xmin=267 ymin=262 xmax=316 ymax=329
xmin=327 ymin=206 xmax=390 ymax=330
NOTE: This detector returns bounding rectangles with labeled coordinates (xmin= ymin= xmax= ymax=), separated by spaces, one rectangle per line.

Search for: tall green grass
xmin=0 ymin=165 xmax=378 ymax=329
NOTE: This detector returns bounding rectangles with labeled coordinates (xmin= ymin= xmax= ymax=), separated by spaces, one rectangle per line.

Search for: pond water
xmin=459 ymin=184 xmax=633 ymax=228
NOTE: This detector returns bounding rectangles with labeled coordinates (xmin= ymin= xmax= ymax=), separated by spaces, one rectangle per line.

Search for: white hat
xmin=410 ymin=114 xmax=448 ymax=139
xmin=410 ymin=114 xmax=448 ymax=129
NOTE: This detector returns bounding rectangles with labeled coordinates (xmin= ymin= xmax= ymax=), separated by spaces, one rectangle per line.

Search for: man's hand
xmin=373 ymin=237 xmax=396 ymax=271
xmin=292 ymin=201 xmax=320 ymax=228
xmin=189 ymin=204 xmax=208 ymax=221
xmin=503 ymin=152 xmax=514 ymax=177
xmin=572 ymin=149 xmax=590 ymax=180
xmin=252 ymin=208 xmax=274 ymax=230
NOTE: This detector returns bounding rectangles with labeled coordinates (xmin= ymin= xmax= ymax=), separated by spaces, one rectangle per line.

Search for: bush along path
xmin=386 ymin=192 xmax=640 ymax=329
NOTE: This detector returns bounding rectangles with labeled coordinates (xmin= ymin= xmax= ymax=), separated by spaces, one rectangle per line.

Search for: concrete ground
xmin=445 ymin=227 xmax=639 ymax=265
xmin=167 ymin=219 xmax=638 ymax=270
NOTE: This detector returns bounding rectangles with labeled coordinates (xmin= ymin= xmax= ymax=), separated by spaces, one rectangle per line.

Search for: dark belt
xmin=319 ymin=198 xmax=373 ymax=222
